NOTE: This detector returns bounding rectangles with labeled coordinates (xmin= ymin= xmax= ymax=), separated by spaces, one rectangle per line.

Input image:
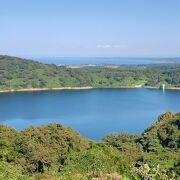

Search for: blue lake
xmin=0 ymin=88 xmax=180 ymax=140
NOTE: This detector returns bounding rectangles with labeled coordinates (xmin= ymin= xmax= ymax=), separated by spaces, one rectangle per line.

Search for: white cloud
xmin=96 ymin=44 xmax=128 ymax=49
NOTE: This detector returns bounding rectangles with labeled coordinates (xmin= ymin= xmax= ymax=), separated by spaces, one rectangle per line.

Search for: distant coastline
xmin=0 ymin=86 xmax=180 ymax=93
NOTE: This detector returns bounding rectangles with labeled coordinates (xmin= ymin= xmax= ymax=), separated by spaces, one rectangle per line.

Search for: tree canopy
xmin=0 ymin=112 xmax=179 ymax=179
xmin=0 ymin=55 xmax=180 ymax=90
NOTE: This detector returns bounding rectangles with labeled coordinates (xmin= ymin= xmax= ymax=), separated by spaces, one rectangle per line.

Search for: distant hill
xmin=0 ymin=112 xmax=179 ymax=179
xmin=0 ymin=55 xmax=180 ymax=91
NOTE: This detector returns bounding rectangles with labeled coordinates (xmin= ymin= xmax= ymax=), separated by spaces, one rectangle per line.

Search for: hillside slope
xmin=0 ymin=55 xmax=180 ymax=90
xmin=0 ymin=112 xmax=179 ymax=179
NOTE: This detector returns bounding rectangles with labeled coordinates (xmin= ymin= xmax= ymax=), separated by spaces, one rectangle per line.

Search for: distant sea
xmin=32 ymin=57 xmax=180 ymax=65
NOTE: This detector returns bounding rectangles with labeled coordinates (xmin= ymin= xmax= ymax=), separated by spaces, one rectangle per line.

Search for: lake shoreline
xmin=0 ymin=87 xmax=93 ymax=93
xmin=0 ymin=85 xmax=180 ymax=93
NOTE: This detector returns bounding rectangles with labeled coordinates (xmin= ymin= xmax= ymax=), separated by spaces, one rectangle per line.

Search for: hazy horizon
xmin=1 ymin=55 xmax=180 ymax=59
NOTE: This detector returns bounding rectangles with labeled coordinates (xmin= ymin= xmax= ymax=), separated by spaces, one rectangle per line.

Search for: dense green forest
xmin=0 ymin=112 xmax=179 ymax=179
xmin=0 ymin=55 xmax=180 ymax=90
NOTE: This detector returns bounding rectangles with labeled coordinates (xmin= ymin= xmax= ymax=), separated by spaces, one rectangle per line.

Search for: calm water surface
xmin=0 ymin=88 xmax=180 ymax=140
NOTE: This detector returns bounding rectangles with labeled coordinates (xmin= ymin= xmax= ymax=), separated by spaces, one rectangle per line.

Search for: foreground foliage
xmin=0 ymin=112 xmax=179 ymax=179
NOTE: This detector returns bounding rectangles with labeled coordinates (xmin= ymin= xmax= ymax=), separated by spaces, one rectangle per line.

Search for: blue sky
xmin=0 ymin=0 xmax=180 ymax=57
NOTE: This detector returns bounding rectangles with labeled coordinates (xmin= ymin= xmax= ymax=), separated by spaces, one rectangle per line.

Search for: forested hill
xmin=0 ymin=112 xmax=179 ymax=179
xmin=0 ymin=55 xmax=180 ymax=90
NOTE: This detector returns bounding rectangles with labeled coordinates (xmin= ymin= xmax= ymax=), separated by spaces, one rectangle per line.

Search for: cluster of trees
xmin=0 ymin=112 xmax=179 ymax=179
xmin=0 ymin=55 xmax=180 ymax=90
xmin=104 ymin=112 xmax=180 ymax=179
